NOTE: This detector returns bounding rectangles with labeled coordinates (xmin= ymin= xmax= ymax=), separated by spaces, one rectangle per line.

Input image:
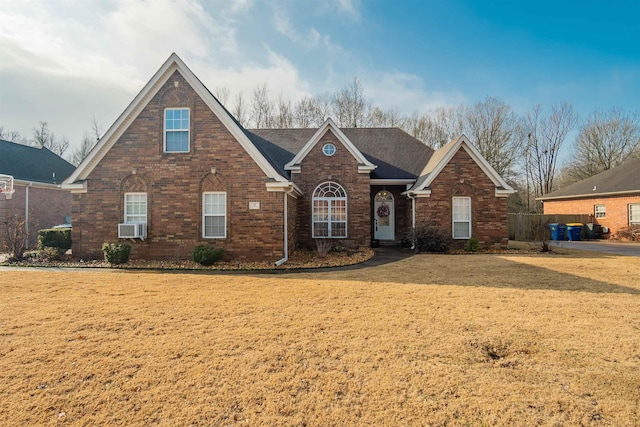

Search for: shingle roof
xmin=540 ymin=157 xmax=640 ymax=200
xmin=248 ymin=128 xmax=434 ymax=180
xmin=0 ymin=139 xmax=76 ymax=184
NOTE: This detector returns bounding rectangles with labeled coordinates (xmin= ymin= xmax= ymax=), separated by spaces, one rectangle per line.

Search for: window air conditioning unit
xmin=118 ymin=223 xmax=147 ymax=239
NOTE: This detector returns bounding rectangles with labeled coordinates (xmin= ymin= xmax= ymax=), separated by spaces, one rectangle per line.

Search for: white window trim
xmin=164 ymin=107 xmax=190 ymax=153
xmin=312 ymin=182 xmax=348 ymax=238
xmin=452 ymin=196 xmax=471 ymax=239
xmin=630 ymin=204 xmax=640 ymax=226
xmin=124 ymin=192 xmax=147 ymax=224
xmin=202 ymin=191 xmax=227 ymax=239
xmin=322 ymin=143 xmax=336 ymax=156
xmin=595 ymin=204 xmax=606 ymax=219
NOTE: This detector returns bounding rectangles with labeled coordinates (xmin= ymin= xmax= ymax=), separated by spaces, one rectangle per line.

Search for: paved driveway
xmin=550 ymin=240 xmax=640 ymax=257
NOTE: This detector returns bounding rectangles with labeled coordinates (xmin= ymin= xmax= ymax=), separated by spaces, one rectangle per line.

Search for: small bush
xmin=314 ymin=239 xmax=333 ymax=257
xmin=465 ymin=237 xmax=480 ymax=252
xmin=413 ymin=223 xmax=452 ymax=253
xmin=39 ymin=246 xmax=66 ymax=261
xmin=102 ymin=243 xmax=131 ymax=264
xmin=38 ymin=228 xmax=72 ymax=251
xmin=193 ymin=245 xmax=224 ymax=266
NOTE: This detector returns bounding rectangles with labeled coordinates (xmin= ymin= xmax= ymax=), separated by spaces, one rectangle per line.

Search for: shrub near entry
xmin=38 ymin=228 xmax=72 ymax=251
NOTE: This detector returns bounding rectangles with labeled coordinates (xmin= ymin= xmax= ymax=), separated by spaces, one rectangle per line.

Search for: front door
xmin=374 ymin=191 xmax=394 ymax=240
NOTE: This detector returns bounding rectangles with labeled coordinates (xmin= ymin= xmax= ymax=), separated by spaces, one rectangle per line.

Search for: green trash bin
xmin=566 ymin=223 xmax=583 ymax=241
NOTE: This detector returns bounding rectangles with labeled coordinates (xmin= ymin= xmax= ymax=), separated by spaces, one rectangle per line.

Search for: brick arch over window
xmin=120 ymin=174 xmax=148 ymax=193
xmin=158 ymin=86 xmax=192 ymax=106
xmin=312 ymin=181 xmax=347 ymax=238
xmin=199 ymin=172 xmax=227 ymax=193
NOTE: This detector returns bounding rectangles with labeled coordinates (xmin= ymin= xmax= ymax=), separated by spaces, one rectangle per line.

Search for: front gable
xmin=406 ymin=135 xmax=515 ymax=198
xmin=63 ymin=53 xmax=291 ymax=194
xmin=285 ymin=118 xmax=376 ymax=175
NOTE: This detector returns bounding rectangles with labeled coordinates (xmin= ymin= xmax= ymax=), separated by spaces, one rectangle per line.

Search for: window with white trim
xmin=313 ymin=182 xmax=347 ymax=238
xmin=630 ymin=204 xmax=640 ymax=228
xmin=124 ymin=193 xmax=147 ymax=224
xmin=452 ymin=196 xmax=471 ymax=239
xmin=203 ymin=192 xmax=226 ymax=238
xmin=164 ymin=108 xmax=190 ymax=152
xmin=595 ymin=204 xmax=606 ymax=219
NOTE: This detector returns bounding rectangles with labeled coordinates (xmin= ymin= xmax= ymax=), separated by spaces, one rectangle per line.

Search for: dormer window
xmin=164 ymin=108 xmax=190 ymax=152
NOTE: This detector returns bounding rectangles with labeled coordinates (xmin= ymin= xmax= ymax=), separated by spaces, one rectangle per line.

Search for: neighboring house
xmin=0 ymin=139 xmax=75 ymax=247
xmin=539 ymin=157 xmax=640 ymax=236
xmin=62 ymin=53 xmax=515 ymax=262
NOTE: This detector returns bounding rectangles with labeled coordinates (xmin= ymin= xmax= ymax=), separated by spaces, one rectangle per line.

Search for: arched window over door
xmin=313 ymin=182 xmax=347 ymax=238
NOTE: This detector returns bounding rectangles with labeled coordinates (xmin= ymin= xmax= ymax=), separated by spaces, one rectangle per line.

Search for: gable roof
xmin=0 ymin=139 xmax=75 ymax=185
xmin=62 ymin=53 xmax=290 ymax=193
xmin=282 ymin=118 xmax=376 ymax=173
xmin=406 ymin=135 xmax=515 ymax=197
xmin=249 ymin=126 xmax=433 ymax=180
xmin=539 ymin=157 xmax=640 ymax=200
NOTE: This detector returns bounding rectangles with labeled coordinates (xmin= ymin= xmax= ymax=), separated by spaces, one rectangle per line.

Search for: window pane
xmin=331 ymin=222 xmax=346 ymax=237
xmin=453 ymin=222 xmax=470 ymax=239
xmin=630 ymin=204 xmax=640 ymax=224
xmin=313 ymin=200 xmax=328 ymax=221
xmin=314 ymin=222 xmax=328 ymax=237
xmin=204 ymin=193 xmax=225 ymax=215
xmin=125 ymin=193 xmax=147 ymax=224
xmin=331 ymin=200 xmax=346 ymax=221
xmin=204 ymin=216 xmax=225 ymax=237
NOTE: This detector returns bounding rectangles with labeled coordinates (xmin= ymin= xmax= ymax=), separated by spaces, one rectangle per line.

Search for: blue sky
xmin=1 ymin=0 xmax=638 ymax=159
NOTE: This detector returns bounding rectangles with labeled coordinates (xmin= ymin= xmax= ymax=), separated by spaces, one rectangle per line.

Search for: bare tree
xmin=293 ymin=96 xmax=317 ymax=127
xmin=232 ymin=93 xmax=248 ymax=126
xmin=70 ymin=118 xmax=103 ymax=166
xmin=32 ymin=121 xmax=69 ymax=157
xmin=332 ymin=77 xmax=370 ymax=127
xmin=0 ymin=127 xmax=24 ymax=143
xmin=523 ymin=102 xmax=579 ymax=210
xmin=250 ymin=83 xmax=274 ymax=128
xmin=212 ymin=86 xmax=230 ymax=105
xmin=275 ymin=95 xmax=293 ymax=128
xmin=464 ymin=96 xmax=521 ymax=178
xmin=312 ymin=93 xmax=332 ymax=126
xmin=567 ymin=108 xmax=640 ymax=180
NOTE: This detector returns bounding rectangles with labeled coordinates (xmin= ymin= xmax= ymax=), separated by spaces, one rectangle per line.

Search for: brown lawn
xmin=1 ymin=249 xmax=639 ymax=426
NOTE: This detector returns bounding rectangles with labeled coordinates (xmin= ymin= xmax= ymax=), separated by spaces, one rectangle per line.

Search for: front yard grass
xmin=1 ymin=250 xmax=639 ymax=426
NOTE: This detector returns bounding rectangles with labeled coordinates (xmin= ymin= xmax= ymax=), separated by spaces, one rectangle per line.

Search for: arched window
xmin=313 ymin=182 xmax=347 ymax=238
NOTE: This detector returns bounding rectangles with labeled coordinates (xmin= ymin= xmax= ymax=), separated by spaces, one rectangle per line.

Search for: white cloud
xmin=273 ymin=8 xmax=320 ymax=49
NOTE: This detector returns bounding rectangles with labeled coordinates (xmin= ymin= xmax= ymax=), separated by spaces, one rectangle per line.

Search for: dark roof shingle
xmin=540 ymin=157 xmax=640 ymax=200
xmin=0 ymin=139 xmax=76 ymax=184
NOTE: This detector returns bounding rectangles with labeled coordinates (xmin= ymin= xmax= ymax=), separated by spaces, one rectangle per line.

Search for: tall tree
xmin=250 ymin=83 xmax=274 ymax=128
xmin=70 ymin=118 xmax=102 ymax=166
xmin=523 ymin=102 xmax=579 ymax=210
xmin=32 ymin=121 xmax=69 ymax=157
xmin=232 ymin=93 xmax=248 ymax=126
xmin=464 ymin=96 xmax=521 ymax=179
xmin=0 ymin=127 xmax=24 ymax=143
xmin=567 ymin=108 xmax=640 ymax=180
xmin=332 ymin=77 xmax=369 ymax=127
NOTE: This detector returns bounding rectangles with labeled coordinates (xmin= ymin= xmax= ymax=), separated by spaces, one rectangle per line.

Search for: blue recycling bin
xmin=566 ymin=223 xmax=583 ymax=241
xmin=549 ymin=223 xmax=567 ymax=241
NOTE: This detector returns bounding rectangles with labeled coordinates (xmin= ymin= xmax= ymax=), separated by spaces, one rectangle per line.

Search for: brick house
xmin=539 ymin=157 xmax=640 ymax=237
xmin=62 ymin=54 xmax=515 ymax=263
xmin=0 ymin=139 xmax=75 ymax=247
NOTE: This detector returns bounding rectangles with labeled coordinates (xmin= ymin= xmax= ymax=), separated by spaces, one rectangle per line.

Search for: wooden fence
xmin=508 ymin=213 xmax=593 ymax=241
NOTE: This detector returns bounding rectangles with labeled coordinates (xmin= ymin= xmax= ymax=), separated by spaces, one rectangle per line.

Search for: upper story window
xmin=595 ymin=204 xmax=606 ymax=219
xmin=124 ymin=193 xmax=147 ymax=224
xmin=322 ymin=143 xmax=336 ymax=156
xmin=313 ymin=182 xmax=347 ymax=238
xmin=452 ymin=196 xmax=471 ymax=239
xmin=164 ymin=108 xmax=190 ymax=152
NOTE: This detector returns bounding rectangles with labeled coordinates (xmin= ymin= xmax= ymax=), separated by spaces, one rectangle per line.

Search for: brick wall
xmin=72 ymin=70 xmax=286 ymax=262
xmin=0 ymin=184 xmax=71 ymax=248
xmin=543 ymin=195 xmax=640 ymax=236
xmin=415 ymin=147 xmax=508 ymax=247
xmin=292 ymin=130 xmax=370 ymax=249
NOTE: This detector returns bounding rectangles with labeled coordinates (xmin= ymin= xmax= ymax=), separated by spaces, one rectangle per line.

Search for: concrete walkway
xmin=550 ymin=240 xmax=640 ymax=257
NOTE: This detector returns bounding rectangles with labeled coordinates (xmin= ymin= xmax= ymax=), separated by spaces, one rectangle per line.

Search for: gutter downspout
xmin=408 ymin=193 xmax=416 ymax=250
xmin=274 ymin=189 xmax=290 ymax=266
xmin=25 ymin=182 xmax=32 ymax=247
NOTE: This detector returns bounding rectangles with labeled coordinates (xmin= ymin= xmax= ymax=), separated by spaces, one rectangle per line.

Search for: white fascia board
xmin=537 ymin=189 xmax=640 ymax=201
xmin=14 ymin=179 xmax=63 ymax=190
xmin=402 ymin=189 xmax=431 ymax=197
xmin=495 ymin=188 xmax=516 ymax=197
xmin=63 ymin=53 xmax=288 ymax=187
xmin=61 ymin=182 xmax=88 ymax=193
xmin=371 ymin=179 xmax=416 ymax=186
xmin=266 ymin=181 xmax=302 ymax=197
xmin=285 ymin=118 xmax=377 ymax=171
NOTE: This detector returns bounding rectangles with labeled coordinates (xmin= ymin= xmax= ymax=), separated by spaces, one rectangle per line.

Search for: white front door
xmin=374 ymin=191 xmax=394 ymax=240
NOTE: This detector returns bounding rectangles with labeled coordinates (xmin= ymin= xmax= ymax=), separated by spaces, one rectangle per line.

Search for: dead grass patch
xmin=1 ymin=251 xmax=639 ymax=426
